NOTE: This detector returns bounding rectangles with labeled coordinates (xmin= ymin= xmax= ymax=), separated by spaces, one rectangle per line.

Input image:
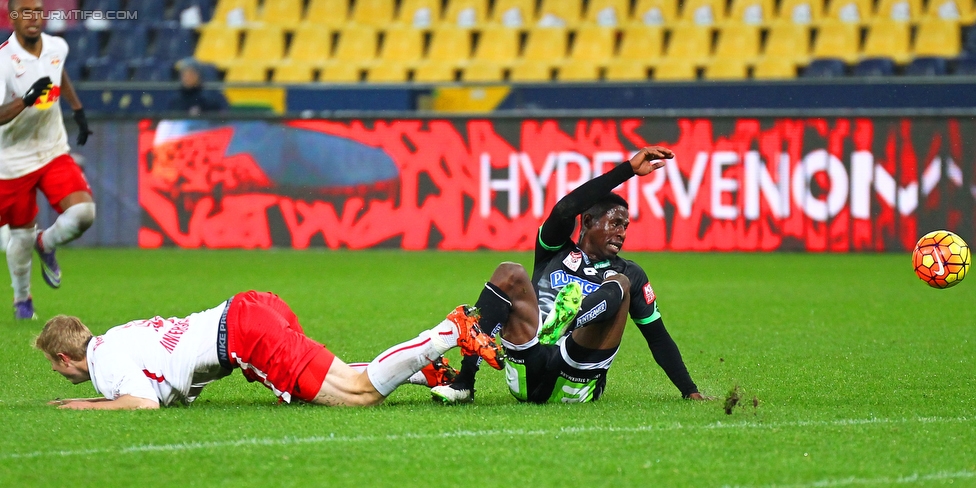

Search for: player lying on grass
xmin=33 ymin=290 xmax=502 ymax=409
xmin=432 ymin=146 xmax=708 ymax=404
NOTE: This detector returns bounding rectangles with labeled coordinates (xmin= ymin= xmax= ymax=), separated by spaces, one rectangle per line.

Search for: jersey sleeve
xmin=89 ymin=342 xmax=159 ymax=402
xmin=537 ymin=162 xmax=636 ymax=251
xmin=628 ymin=266 xmax=660 ymax=325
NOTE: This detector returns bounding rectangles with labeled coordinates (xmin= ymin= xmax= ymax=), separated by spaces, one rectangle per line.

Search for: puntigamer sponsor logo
xmin=550 ymin=270 xmax=600 ymax=295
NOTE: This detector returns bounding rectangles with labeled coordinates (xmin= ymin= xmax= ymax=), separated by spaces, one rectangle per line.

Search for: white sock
xmin=348 ymin=362 xmax=427 ymax=386
xmin=41 ymin=202 xmax=95 ymax=251
xmin=7 ymin=228 xmax=34 ymax=302
xmin=365 ymin=319 xmax=459 ymax=396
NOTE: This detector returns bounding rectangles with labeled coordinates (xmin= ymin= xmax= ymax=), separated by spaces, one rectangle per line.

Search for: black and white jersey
xmin=532 ymin=232 xmax=661 ymax=328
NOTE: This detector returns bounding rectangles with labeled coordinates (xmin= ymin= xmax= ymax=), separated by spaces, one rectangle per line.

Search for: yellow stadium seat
xmin=753 ymin=57 xmax=799 ymax=78
xmin=585 ymin=0 xmax=631 ymax=26
xmin=680 ymin=0 xmax=726 ymax=25
xmin=273 ymin=63 xmax=317 ymax=83
xmin=329 ymin=26 xmax=380 ymax=66
xmin=558 ymin=62 xmax=602 ymax=81
xmin=665 ymin=25 xmax=713 ymax=64
xmin=462 ymin=62 xmax=506 ymax=81
xmin=194 ymin=26 xmax=242 ymax=67
xmin=414 ymin=63 xmax=459 ymax=82
xmin=654 ymin=57 xmax=698 ymax=79
xmin=211 ymin=0 xmax=259 ymax=26
xmin=874 ymin=0 xmax=922 ymax=21
xmin=704 ymin=57 xmax=750 ymax=79
xmin=378 ymin=27 xmax=426 ymax=65
xmin=727 ymin=0 xmax=775 ymax=25
xmin=471 ymin=26 xmax=521 ymax=65
xmin=763 ymin=24 xmax=811 ymax=62
xmin=522 ymin=27 xmax=570 ymax=67
xmin=713 ymin=25 xmax=761 ymax=61
xmin=303 ymin=0 xmax=351 ymax=28
xmin=825 ymin=0 xmax=873 ymax=23
xmin=397 ymin=0 xmax=443 ymax=28
xmin=618 ymin=25 xmax=665 ymax=65
xmin=426 ymin=28 xmax=474 ymax=65
xmin=510 ymin=63 xmax=554 ymax=81
xmin=443 ymin=0 xmax=490 ymax=28
xmin=238 ymin=27 xmax=286 ymax=68
xmin=604 ymin=62 xmax=651 ymax=80
xmin=914 ymin=19 xmax=962 ymax=56
xmin=923 ymin=0 xmax=974 ymax=22
xmin=775 ymin=0 xmax=824 ymax=24
xmin=350 ymin=0 xmax=397 ymax=28
xmin=368 ymin=63 xmax=411 ymax=82
xmin=811 ymin=22 xmax=860 ymax=62
xmin=861 ymin=21 xmax=911 ymax=62
xmin=568 ymin=25 xmax=616 ymax=63
xmin=320 ymin=64 xmax=363 ymax=82
xmin=631 ymin=0 xmax=679 ymax=25
xmin=258 ymin=0 xmax=303 ymax=26
xmin=224 ymin=64 xmax=267 ymax=82
xmin=536 ymin=0 xmax=584 ymax=27
xmin=285 ymin=25 xmax=333 ymax=66
xmin=490 ymin=0 xmax=537 ymax=27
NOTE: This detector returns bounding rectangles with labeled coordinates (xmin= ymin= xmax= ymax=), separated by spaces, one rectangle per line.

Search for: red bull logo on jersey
xmin=33 ymin=84 xmax=60 ymax=110
xmin=550 ymin=270 xmax=601 ymax=295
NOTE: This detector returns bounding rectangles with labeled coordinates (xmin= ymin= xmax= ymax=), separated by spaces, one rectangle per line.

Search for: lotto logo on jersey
xmin=643 ymin=282 xmax=656 ymax=304
xmin=33 ymin=84 xmax=61 ymax=110
xmin=550 ymin=270 xmax=601 ymax=295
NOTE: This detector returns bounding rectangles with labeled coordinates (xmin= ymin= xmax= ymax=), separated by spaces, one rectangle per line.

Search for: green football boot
xmin=538 ymin=282 xmax=583 ymax=345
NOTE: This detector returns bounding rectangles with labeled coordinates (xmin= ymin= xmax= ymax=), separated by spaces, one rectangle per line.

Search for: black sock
xmin=452 ymin=282 xmax=511 ymax=390
xmin=572 ymin=280 xmax=624 ymax=330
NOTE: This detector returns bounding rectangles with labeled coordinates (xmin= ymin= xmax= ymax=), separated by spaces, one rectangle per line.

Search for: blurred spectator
xmin=168 ymin=58 xmax=228 ymax=115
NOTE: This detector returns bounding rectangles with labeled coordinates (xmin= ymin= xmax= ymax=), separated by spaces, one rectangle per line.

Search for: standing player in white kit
xmin=0 ymin=0 xmax=95 ymax=320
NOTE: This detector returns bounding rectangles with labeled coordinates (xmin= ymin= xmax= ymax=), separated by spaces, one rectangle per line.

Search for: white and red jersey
xmin=0 ymin=32 xmax=71 ymax=180
xmin=86 ymin=302 xmax=232 ymax=406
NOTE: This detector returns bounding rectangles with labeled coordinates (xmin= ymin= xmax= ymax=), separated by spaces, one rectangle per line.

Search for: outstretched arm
xmin=539 ymin=146 xmax=673 ymax=247
xmin=636 ymin=318 xmax=704 ymax=399
xmin=53 ymin=394 xmax=159 ymax=410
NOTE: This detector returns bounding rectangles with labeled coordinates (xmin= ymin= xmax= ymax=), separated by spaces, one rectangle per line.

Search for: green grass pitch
xmin=1 ymin=249 xmax=974 ymax=487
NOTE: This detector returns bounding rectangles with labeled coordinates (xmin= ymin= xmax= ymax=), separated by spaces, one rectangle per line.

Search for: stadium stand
xmin=905 ymin=56 xmax=949 ymax=75
xmin=852 ymin=57 xmax=896 ymax=76
xmin=632 ymin=0 xmax=680 ymax=25
xmin=396 ymin=0 xmax=444 ymax=28
xmin=38 ymin=0 xmax=975 ymax=85
xmin=490 ymin=0 xmax=537 ymax=27
xmin=727 ymin=0 xmax=775 ymax=25
xmin=585 ymin=0 xmax=631 ymax=26
xmin=443 ymin=0 xmax=491 ymax=28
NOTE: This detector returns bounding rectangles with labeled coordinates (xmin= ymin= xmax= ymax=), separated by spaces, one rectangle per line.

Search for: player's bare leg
xmin=36 ymin=191 xmax=96 ymax=289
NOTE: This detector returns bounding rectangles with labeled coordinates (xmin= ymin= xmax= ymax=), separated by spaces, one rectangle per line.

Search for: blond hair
xmin=33 ymin=315 xmax=93 ymax=361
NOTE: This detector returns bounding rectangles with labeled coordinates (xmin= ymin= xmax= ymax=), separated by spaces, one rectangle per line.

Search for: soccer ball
xmin=912 ymin=230 xmax=971 ymax=288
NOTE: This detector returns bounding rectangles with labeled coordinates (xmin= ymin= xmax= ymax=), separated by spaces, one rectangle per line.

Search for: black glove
xmin=22 ymin=76 xmax=53 ymax=107
xmin=73 ymin=108 xmax=92 ymax=146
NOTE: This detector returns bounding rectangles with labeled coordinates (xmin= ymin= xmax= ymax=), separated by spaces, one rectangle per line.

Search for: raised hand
xmin=629 ymin=146 xmax=674 ymax=176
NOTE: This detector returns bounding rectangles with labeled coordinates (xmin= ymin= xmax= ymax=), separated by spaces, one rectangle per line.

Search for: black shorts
xmin=504 ymin=335 xmax=614 ymax=404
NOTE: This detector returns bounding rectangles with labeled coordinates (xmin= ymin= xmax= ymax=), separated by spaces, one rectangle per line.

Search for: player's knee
xmin=490 ymin=262 xmax=530 ymax=294
xmin=69 ymin=202 xmax=96 ymax=232
xmin=606 ymin=274 xmax=631 ymax=298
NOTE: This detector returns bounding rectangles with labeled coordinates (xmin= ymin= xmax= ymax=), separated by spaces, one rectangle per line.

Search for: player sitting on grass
xmin=33 ymin=290 xmax=502 ymax=409
xmin=432 ymin=146 xmax=707 ymax=404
